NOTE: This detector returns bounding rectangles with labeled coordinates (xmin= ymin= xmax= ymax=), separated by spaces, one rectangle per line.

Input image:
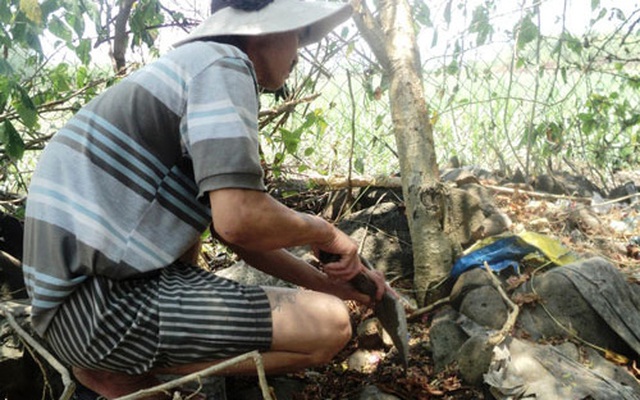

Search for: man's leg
xmin=73 ymin=287 xmax=352 ymax=397
xmin=153 ymin=287 xmax=353 ymax=375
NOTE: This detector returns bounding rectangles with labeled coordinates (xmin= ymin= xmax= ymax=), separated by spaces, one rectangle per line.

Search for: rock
xmin=515 ymin=263 xmax=634 ymax=356
xmin=429 ymin=307 xmax=469 ymax=371
xmin=347 ymin=349 xmax=385 ymax=373
xmin=334 ymin=202 xmax=413 ymax=280
xmin=447 ymin=187 xmax=485 ymax=247
xmin=481 ymin=211 xmax=512 ymax=237
xmin=608 ymin=181 xmax=638 ymax=201
xmin=440 ymin=167 xmax=495 ymax=183
xmin=356 ymin=318 xmax=394 ymax=349
xmin=450 ymin=268 xmax=495 ymax=309
xmin=456 ymin=334 xmax=495 ymax=386
xmin=459 ymin=285 xmax=508 ymax=330
xmin=441 ymin=168 xmax=480 ymax=186
xmin=357 ymin=318 xmax=386 ymax=349
xmin=484 ymin=337 xmax=640 ymax=399
xmin=533 ymin=172 xmax=602 ymax=197
xmin=356 ymin=384 xmax=401 ymax=400
xmin=533 ymin=174 xmax=568 ymax=195
xmin=568 ymin=206 xmax=606 ymax=235
xmin=455 ymin=183 xmax=511 ymax=241
xmin=581 ymin=346 xmax=640 ymax=391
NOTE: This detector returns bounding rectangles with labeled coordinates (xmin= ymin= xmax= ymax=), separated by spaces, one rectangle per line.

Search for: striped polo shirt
xmin=23 ymin=41 xmax=267 ymax=336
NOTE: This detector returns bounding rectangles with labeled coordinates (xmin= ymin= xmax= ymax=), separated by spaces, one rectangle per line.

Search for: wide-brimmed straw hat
xmin=174 ymin=0 xmax=353 ymax=48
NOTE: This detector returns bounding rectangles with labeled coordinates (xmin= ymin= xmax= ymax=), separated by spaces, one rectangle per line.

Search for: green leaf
xmin=444 ymin=0 xmax=452 ymax=25
xmin=446 ymin=59 xmax=458 ymax=75
xmin=592 ymin=7 xmax=607 ymax=24
xmin=20 ymin=0 xmax=43 ymax=24
xmin=40 ymin=0 xmax=63 ymax=17
xmin=415 ymin=2 xmax=432 ymax=28
xmin=49 ymin=15 xmax=72 ymax=42
xmin=469 ymin=4 xmax=493 ymax=46
xmin=0 ymin=78 xmax=9 ymax=111
xmin=562 ymin=32 xmax=582 ymax=55
xmin=516 ymin=15 xmax=539 ymax=50
xmin=281 ymin=127 xmax=301 ymax=154
xmin=0 ymin=58 xmax=14 ymax=76
xmin=50 ymin=63 xmax=71 ymax=92
xmin=591 ymin=0 xmax=600 ymax=11
xmin=0 ymin=1 xmax=12 ymax=23
xmin=0 ymin=120 xmax=26 ymax=160
xmin=354 ymin=157 xmax=364 ymax=174
xmin=13 ymin=84 xmax=38 ymax=128
xmin=65 ymin=8 xmax=85 ymax=37
xmin=74 ymin=38 xmax=91 ymax=64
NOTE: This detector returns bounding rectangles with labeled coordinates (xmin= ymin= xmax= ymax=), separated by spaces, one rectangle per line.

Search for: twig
xmin=528 ymin=265 xmax=613 ymax=357
xmin=484 ymin=184 xmax=590 ymax=203
xmin=482 ymin=262 xmax=519 ymax=346
xmin=407 ymin=296 xmax=450 ymax=321
xmin=590 ymin=192 xmax=640 ymax=208
xmin=114 ymin=350 xmax=273 ymax=400
xmin=0 ymin=303 xmax=76 ymax=400
xmin=0 ymin=196 xmax=26 ymax=205
xmin=258 ymin=93 xmax=321 ymax=118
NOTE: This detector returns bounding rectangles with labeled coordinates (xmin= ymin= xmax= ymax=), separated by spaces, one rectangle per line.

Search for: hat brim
xmin=174 ymin=0 xmax=353 ymax=48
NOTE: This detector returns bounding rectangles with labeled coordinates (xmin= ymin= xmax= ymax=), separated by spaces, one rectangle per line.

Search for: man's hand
xmin=322 ymin=268 xmax=386 ymax=304
xmin=313 ymin=230 xmax=362 ymax=280
xmin=316 ymin=243 xmax=386 ymax=302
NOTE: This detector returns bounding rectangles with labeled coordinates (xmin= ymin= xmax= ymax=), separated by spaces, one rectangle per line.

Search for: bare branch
xmin=351 ymin=0 xmax=391 ymax=70
xmin=113 ymin=350 xmax=273 ymax=400
xmin=0 ymin=302 xmax=76 ymax=400
xmin=113 ymin=0 xmax=137 ymax=73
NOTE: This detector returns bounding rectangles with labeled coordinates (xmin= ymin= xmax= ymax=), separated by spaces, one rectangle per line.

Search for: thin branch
xmin=114 ymin=350 xmax=273 ymax=400
xmin=407 ymin=296 xmax=450 ymax=321
xmin=0 ymin=303 xmax=76 ymax=400
xmin=351 ymin=0 xmax=391 ymax=71
xmin=483 ymin=262 xmax=519 ymax=346
xmin=113 ymin=0 xmax=137 ymax=72
xmin=258 ymin=93 xmax=321 ymax=119
xmin=0 ymin=75 xmax=117 ymax=123
xmin=347 ymin=70 xmax=356 ymax=191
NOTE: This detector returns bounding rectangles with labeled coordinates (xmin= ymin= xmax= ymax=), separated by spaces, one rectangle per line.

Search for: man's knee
xmin=310 ymin=298 xmax=352 ymax=364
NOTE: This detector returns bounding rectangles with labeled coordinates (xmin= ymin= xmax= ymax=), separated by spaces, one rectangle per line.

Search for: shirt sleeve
xmin=183 ymin=55 xmax=266 ymax=199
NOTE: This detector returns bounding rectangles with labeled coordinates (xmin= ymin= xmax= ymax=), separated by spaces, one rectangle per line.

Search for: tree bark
xmin=352 ymin=0 xmax=456 ymax=305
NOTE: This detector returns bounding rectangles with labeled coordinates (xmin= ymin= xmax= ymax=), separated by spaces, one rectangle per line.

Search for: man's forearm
xmin=234 ymin=247 xmax=332 ymax=292
xmin=209 ymin=189 xmax=336 ymax=252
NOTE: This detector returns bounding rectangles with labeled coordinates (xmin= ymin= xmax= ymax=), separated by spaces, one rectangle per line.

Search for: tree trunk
xmin=352 ymin=0 xmax=457 ymax=305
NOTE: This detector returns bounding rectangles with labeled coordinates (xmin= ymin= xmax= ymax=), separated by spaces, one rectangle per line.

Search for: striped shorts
xmin=45 ymin=263 xmax=273 ymax=374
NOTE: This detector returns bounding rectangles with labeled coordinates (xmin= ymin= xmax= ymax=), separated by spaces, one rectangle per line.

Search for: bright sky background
xmin=41 ymin=0 xmax=640 ymax=68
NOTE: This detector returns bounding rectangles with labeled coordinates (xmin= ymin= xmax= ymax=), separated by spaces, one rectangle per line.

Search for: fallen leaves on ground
xmin=273 ymin=177 xmax=639 ymax=399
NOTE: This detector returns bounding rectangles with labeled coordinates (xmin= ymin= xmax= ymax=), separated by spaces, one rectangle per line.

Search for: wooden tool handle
xmin=318 ymin=251 xmax=378 ymax=298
